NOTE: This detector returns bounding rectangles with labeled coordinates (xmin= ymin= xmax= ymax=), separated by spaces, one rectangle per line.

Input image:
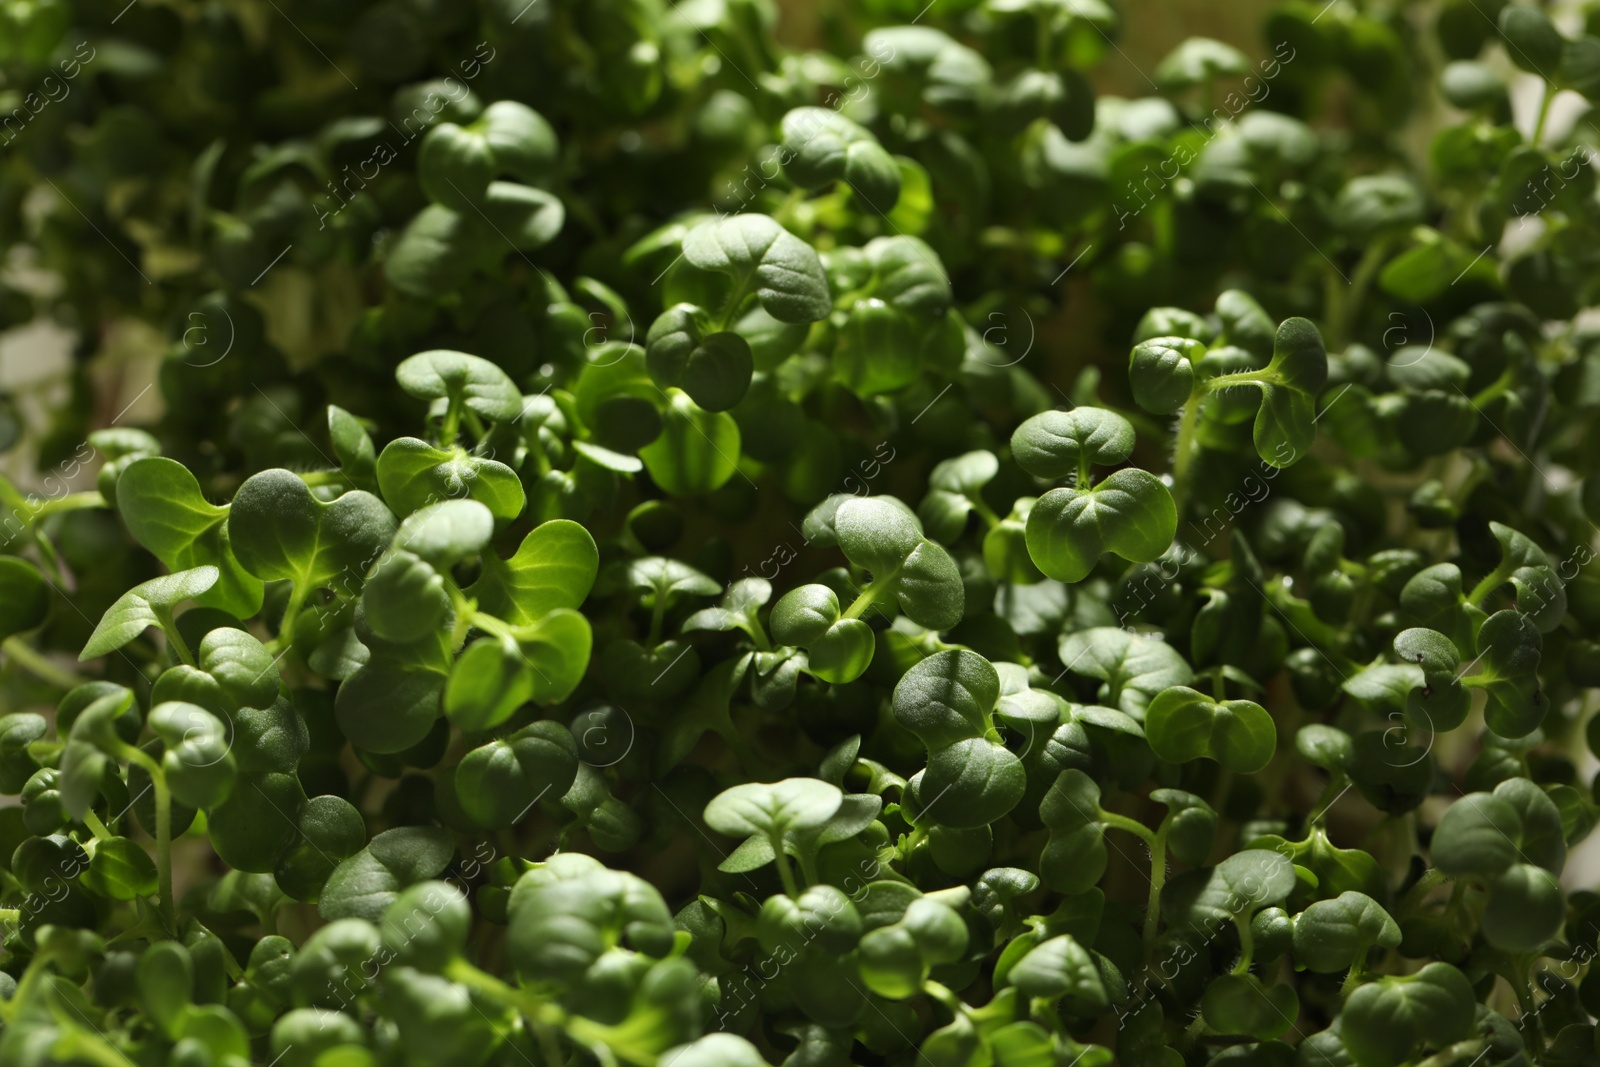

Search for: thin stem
xmin=441 ymin=398 xmax=462 ymax=446
xmin=444 ymin=959 xmax=658 ymax=1067
xmin=771 ymin=833 xmax=802 ymax=897
xmin=1397 ymin=867 xmax=1452 ymax=919
xmin=1324 ymin=265 xmax=1349 ymax=352
xmin=296 ymin=470 xmax=354 ymax=489
xmin=1211 ymin=768 xmax=1235 ymax=817
xmin=1531 ymin=82 xmax=1553 ymax=146
xmin=647 ymin=594 xmax=667 ymax=648
xmin=1340 ymin=947 xmax=1369 ymax=998
xmin=842 ymin=576 xmax=888 ymax=620
xmin=82 ymin=809 xmax=113 ymax=841
xmin=1099 ymin=809 xmax=1156 ymax=845
xmin=924 ymin=980 xmax=968 ymax=1016
xmin=1171 ymin=389 xmax=1204 ymax=514
xmin=1344 ymin=239 xmax=1391 ymax=344
xmin=29 ymin=491 xmax=107 ymax=521
xmin=49 ymin=1033 xmax=131 ymax=1067
xmin=275 ymin=581 xmax=310 ymax=652
xmin=744 ymin=618 xmax=773 ymax=652
xmin=463 ymin=408 xmax=488 ymax=445
xmin=971 ymin=495 xmax=1002 ymax=528
xmin=1034 ymin=8 xmax=1052 ymax=67
xmin=1 ymin=636 xmax=81 ymax=690
xmin=153 ymin=608 xmax=194 ymax=666
xmin=1466 ymin=566 xmax=1508 ymax=608
xmin=1143 ymin=821 xmax=1169 ymax=960
xmin=117 ymin=745 xmax=174 ymax=930
xmin=153 ymin=773 xmax=174 ymax=930
xmin=1231 ymin=913 xmax=1255 ymax=975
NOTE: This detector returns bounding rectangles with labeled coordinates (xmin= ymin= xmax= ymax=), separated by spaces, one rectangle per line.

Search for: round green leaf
xmin=115 ymin=457 xmax=262 ymax=618
xmin=1025 ymin=470 xmax=1177 ymax=584
xmin=1291 ymin=892 xmax=1401 ymax=973
xmin=1201 ymin=974 xmax=1297 ymax=1040
xmin=704 ymin=777 xmax=844 ymax=840
xmin=1010 ymin=407 xmax=1136 ymax=481
xmin=392 ymin=500 xmax=494 ymax=569
xmin=1341 ymin=963 xmax=1475 ymax=1067
xmin=640 ymin=389 xmax=741 ymax=496
xmin=444 ymin=636 xmax=532 ymax=731
xmin=1129 ymin=337 xmax=1203 ymax=414
xmin=1145 ymin=686 xmax=1276 ymax=774
xmin=681 ymin=214 xmax=832 ymax=324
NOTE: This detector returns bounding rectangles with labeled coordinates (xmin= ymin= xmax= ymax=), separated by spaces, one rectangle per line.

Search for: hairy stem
xmin=1144 ymin=821 xmax=1169 ymax=961
xmin=1231 ymin=913 xmax=1255 ymax=975
xmin=1171 ymin=389 xmax=1204 ymax=515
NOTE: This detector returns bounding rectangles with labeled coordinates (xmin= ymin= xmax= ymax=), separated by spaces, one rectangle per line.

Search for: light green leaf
xmin=116 ymin=457 xmax=263 ymax=618
xmin=82 ymin=567 xmax=219 ymax=661
xmin=681 ymin=214 xmax=832 ymax=324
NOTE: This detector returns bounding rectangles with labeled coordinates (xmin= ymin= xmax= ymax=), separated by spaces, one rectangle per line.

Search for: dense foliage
xmin=3 ymin=0 xmax=1600 ymax=1064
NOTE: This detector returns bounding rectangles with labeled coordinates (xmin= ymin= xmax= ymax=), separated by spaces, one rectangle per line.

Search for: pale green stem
xmin=28 ymin=491 xmax=106 ymax=521
xmin=1340 ymin=947 xmax=1369 ymax=998
xmin=1099 ymin=809 xmax=1156 ymax=846
xmin=296 ymin=470 xmax=352 ymax=489
xmin=1464 ymin=583 xmax=1497 ymax=613
xmin=1171 ymin=389 xmax=1204 ymax=514
xmin=924 ymin=980 xmax=968 ymax=1017
xmin=1143 ymin=821 xmax=1169 ymax=961
xmin=1532 ymin=82 xmax=1553 ymax=146
xmin=1231 ymin=913 xmax=1255 ymax=975
xmin=842 ymin=576 xmax=889 ymax=620
xmin=275 ymin=581 xmax=310 ymax=652
xmin=1 ymin=636 xmax=81 ymax=690
xmin=464 ymin=408 xmax=488 ymax=444
xmin=118 ymin=745 xmax=174 ymax=930
xmin=441 ymin=397 xmax=462 ymax=447
xmin=49 ymin=1033 xmax=132 ymax=1067
xmin=771 ymin=832 xmax=802 ymax=898
xmin=153 ymin=607 xmax=194 ymax=666
xmin=647 ymin=593 xmax=667 ymax=648
xmin=445 ymin=959 xmax=658 ymax=1067
xmin=82 ymin=809 xmax=113 ymax=841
